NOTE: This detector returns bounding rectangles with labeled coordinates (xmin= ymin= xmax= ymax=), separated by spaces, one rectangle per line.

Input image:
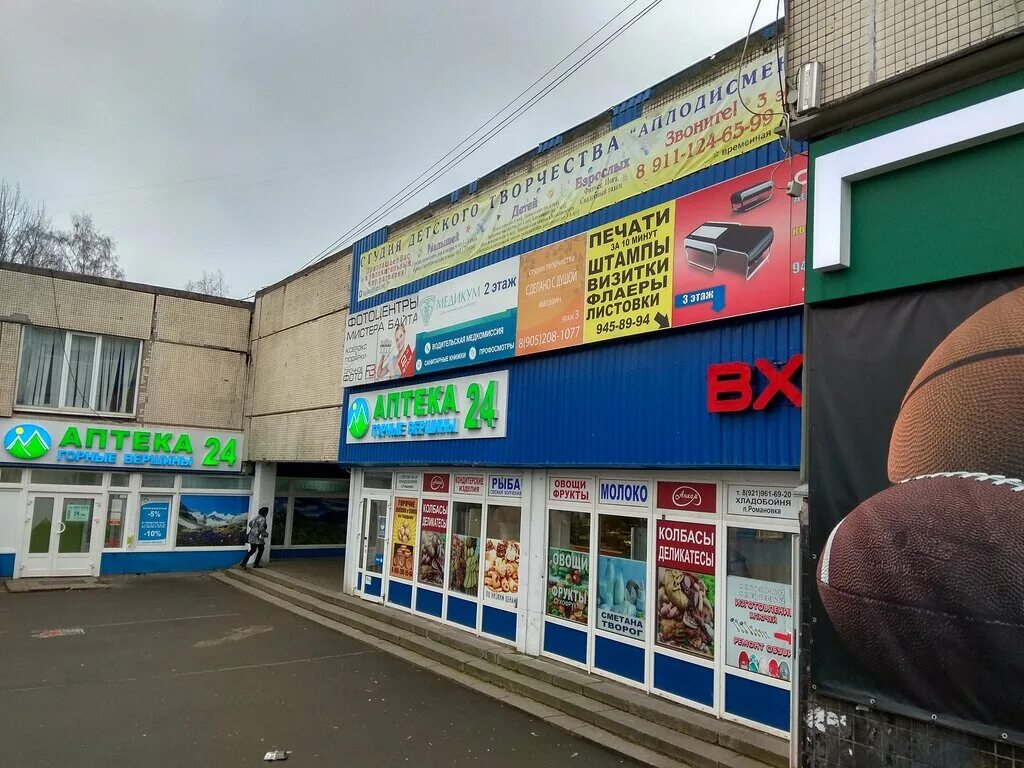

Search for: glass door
xmin=22 ymin=494 xmax=102 ymax=578
xmin=359 ymin=496 xmax=389 ymax=602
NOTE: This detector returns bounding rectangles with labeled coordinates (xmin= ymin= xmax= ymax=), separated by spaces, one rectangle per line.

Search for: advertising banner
xmin=343 ymin=155 xmax=805 ymax=391
xmin=727 ymin=484 xmax=799 ymax=519
xmin=453 ymin=473 xmax=485 ymax=496
xmin=137 ymin=497 xmax=171 ymax=545
xmin=726 ymin=575 xmax=793 ymax=681
xmin=483 ymin=537 xmax=520 ymax=608
xmin=656 ymin=481 xmax=717 ymax=514
xmin=0 ymin=418 xmax=244 ymax=473
xmin=546 ymin=547 xmax=590 ymax=625
xmin=418 ymin=499 xmax=448 ymax=587
xmin=487 ymin=475 xmax=522 ymax=498
xmin=655 ymin=520 xmax=716 ymax=658
xmin=548 ymin=476 xmax=594 ymax=504
xmin=422 ymin=473 xmax=451 ymax=494
xmin=395 ymin=472 xmax=420 ymax=492
xmin=390 ymin=497 xmax=418 ymax=580
xmin=449 ymin=534 xmax=480 ymax=596
xmin=357 ymin=53 xmax=785 ymax=301
xmin=345 ymin=370 xmax=508 ymax=444
xmin=808 ymin=274 xmax=1024 ymax=740
xmin=596 ymin=554 xmax=647 ymax=640
xmin=175 ymin=495 xmax=250 ymax=547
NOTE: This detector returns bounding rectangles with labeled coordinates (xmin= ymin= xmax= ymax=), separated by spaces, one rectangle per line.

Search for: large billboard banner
xmin=344 ymin=156 xmax=806 ymax=389
xmin=357 ymin=53 xmax=786 ymax=301
xmin=809 ymin=273 xmax=1024 ymax=741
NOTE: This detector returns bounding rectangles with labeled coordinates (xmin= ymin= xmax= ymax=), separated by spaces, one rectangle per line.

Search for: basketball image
xmin=887 ymin=286 xmax=1024 ymax=483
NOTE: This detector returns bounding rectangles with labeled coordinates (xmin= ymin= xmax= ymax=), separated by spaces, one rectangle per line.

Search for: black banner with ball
xmin=807 ymin=270 xmax=1024 ymax=741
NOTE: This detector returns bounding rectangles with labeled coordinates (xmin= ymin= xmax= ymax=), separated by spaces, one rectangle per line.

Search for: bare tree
xmin=0 ymin=180 xmax=63 ymax=268
xmin=184 ymin=269 xmax=230 ymax=297
xmin=55 ymin=213 xmax=125 ymax=279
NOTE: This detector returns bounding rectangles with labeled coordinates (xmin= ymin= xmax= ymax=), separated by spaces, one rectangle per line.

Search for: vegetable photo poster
xmin=547 ymin=547 xmax=589 ymax=625
xmin=418 ymin=499 xmax=448 ymax=587
xmin=390 ymin=497 xmax=417 ymax=581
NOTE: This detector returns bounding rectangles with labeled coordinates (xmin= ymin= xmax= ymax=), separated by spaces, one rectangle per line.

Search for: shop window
xmin=483 ymin=505 xmax=521 ymax=605
xmin=363 ymin=470 xmax=393 ymax=490
xmin=294 ymin=477 xmax=348 ymax=494
xmin=275 ymin=477 xmax=291 ymax=493
xmin=29 ymin=497 xmax=54 ymax=553
xmin=271 ymin=497 xmax=287 ymax=546
xmin=105 ymin=493 xmax=129 ymax=548
xmin=175 ymin=495 xmax=250 ymax=547
xmin=181 ymin=474 xmax=253 ymax=491
xmin=0 ymin=468 xmax=22 ymax=483
xmin=546 ymin=509 xmax=590 ymax=625
xmin=725 ymin=527 xmax=795 ymax=682
xmin=291 ymin=497 xmax=347 ymax=545
xmin=16 ymin=326 xmax=140 ymax=415
xmin=449 ymin=501 xmax=481 ymax=597
xmin=140 ymin=472 xmax=175 ymax=489
xmin=597 ymin=515 xmax=648 ymax=641
xmin=31 ymin=469 xmax=103 ymax=486
xmin=108 ymin=473 xmax=130 ymax=488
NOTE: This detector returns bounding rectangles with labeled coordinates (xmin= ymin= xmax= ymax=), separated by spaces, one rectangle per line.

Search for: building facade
xmin=789 ymin=4 xmax=1024 ymax=766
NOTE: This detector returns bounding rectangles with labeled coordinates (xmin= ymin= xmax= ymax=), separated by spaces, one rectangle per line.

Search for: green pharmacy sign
xmin=345 ymin=370 xmax=509 ymax=444
xmin=4 ymin=424 xmax=51 ymax=460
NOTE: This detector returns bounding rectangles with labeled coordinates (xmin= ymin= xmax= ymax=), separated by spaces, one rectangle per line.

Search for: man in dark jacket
xmin=240 ymin=506 xmax=269 ymax=569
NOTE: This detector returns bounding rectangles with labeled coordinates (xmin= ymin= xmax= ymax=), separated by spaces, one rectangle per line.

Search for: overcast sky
xmin=1 ymin=1 xmax=779 ymax=298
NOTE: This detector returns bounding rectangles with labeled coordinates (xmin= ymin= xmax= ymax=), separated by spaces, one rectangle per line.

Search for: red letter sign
xmin=707 ymin=362 xmax=753 ymax=413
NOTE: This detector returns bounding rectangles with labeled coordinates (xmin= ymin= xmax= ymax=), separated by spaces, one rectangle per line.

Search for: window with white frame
xmin=16 ymin=326 xmax=141 ymax=415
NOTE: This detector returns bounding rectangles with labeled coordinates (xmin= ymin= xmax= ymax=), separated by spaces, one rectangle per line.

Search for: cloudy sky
xmin=1 ymin=1 xmax=779 ymax=298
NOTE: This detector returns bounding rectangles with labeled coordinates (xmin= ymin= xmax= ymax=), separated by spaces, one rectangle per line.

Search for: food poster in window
xmin=726 ymin=575 xmax=794 ymax=681
xmin=390 ymin=497 xmax=418 ymax=580
xmin=483 ymin=538 xmax=520 ymax=608
xmin=546 ymin=547 xmax=589 ymax=625
xmin=655 ymin=519 xmax=716 ymax=659
xmin=596 ymin=555 xmax=646 ymax=640
xmin=418 ymin=499 xmax=448 ymax=587
xmin=449 ymin=533 xmax=480 ymax=596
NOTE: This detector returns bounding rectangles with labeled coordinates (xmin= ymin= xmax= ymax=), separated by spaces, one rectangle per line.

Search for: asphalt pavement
xmin=0 ymin=573 xmax=637 ymax=767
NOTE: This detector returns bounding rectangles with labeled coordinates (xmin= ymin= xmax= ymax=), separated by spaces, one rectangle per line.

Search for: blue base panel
xmin=446 ymin=594 xmax=478 ymax=629
xmin=543 ymin=621 xmax=588 ymax=665
xmin=364 ymin=574 xmax=382 ymax=597
xmin=415 ymin=587 xmax=443 ymax=618
xmin=272 ymin=547 xmax=345 ymax=559
xmin=653 ymin=652 xmax=714 ymax=707
xmin=356 ymin=572 xmax=363 ymax=590
xmin=0 ymin=553 xmax=13 ymax=578
xmin=387 ymin=579 xmax=413 ymax=609
xmin=100 ymin=549 xmax=245 ymax=575
xmin=481 ymin=605 xmax=516 ymax=642
xmin=725 ymin=673 xmax=791 ymax=732
xmin=594 ymin=635 xmax=645 ymax=683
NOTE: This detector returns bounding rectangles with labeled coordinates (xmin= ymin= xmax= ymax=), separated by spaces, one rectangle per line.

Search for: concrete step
xmin=218 ymin=566 xmax=785 ymax=768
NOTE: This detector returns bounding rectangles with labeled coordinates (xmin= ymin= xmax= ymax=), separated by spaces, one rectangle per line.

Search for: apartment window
xmin=16 ymin=326 xmax=140 ymax=415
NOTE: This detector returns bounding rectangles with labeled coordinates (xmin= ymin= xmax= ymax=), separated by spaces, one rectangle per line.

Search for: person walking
xmin=240 ymin=506 xmax=269 ymax=569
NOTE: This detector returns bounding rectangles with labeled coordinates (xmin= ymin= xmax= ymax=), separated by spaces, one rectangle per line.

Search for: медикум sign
xmin=346 ymin=370 xmax=508 ymax=444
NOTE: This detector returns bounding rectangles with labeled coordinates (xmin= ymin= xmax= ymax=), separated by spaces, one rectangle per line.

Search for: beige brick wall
xmin=246 ymin=407 xmax=342 ymax=462
xmin=0 ymin=323 xmax=20 ymax=417
xmin=248 ymin=311 xmax=345 ymax=416
xmin=787 ymin=0 xmax=1023 ymax=108
xmin=141 ymin=341 xmax=247 ymax=429
xmin=154 ymin=295 xmax=250 ymax=352
xmin=0 ymin=268 xmax=154 ymax=339
xmin=254 ymin=254 xmax=350 ymax=338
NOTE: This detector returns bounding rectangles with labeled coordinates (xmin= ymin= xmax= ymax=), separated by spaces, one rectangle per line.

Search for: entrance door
xmin=358 ymin=496 xmax=389 ymax=602
xmin=22 ymin=494 xmax=102 ymax=578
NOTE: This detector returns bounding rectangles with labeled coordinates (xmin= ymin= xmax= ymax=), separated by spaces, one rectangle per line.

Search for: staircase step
xmin=217 ymin=567 xmax=784 ymax=768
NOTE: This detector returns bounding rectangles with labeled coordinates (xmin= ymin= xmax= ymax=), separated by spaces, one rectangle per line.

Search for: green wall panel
xmin=807 ymin=68 xmax=1024 ymax=303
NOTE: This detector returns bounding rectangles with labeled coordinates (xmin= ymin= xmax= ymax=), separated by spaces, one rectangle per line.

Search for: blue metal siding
xmin=350 ymin=143 xmax=804 ymax=313
xmin=339 ymin=307 xmax=801 ymax=469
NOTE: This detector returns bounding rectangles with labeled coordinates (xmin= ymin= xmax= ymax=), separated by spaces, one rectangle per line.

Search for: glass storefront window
xmin=275 ymin=477 xmax=291 ymax=493
xmin=483 ymin=505 xmax=521 ymax=604
xmin=546 ymin=509 xmax=590 ymax=624
xmin=449 ymin=501 xmax=481 ymax=596
xmin=271 ymin=497 xmax=287 ymax=546
xmin=363 ymin=470 xmax=393 ymax=490
xmin=291 ymin=497 xmax=347 ymax=545
xmin=294 ymin=477 xmax=348 ymax=494
xmin=181 ymin=474 xmax=253 ymax=490
xmin=175 ymin=495 xmax=250 ymax=547
xmin=31 ymin=469 xmax=103 ymax=486
xmin=108 ymin=473 xmax=130 ymax=487
xmin=725 ymin=527 xmax=794 ymax=682
xmin=596 ymin=515 xmax=648 ymax=641
xmin=105 ymin=493 xmax=129 ymax=548
xmin=140 ymin=472 xmax=175 ymax=489
xmin=418 ymin=498 xmax=449 ymax=587
xmin=0 ymin=468 xmax=22 ymax=483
